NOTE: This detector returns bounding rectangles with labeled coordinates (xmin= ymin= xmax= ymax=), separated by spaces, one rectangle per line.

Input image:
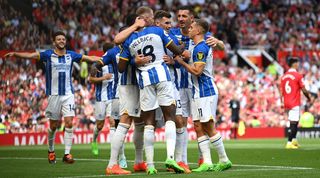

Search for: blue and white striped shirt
xmin=191 ymin=41 xmax=218 ymax=98
xmin=120 ymin=26 xmax=172 ymax=89
xmin=39 ymin=50 xmax=82 ymax=96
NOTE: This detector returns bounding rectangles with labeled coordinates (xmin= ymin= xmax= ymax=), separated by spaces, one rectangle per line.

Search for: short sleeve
xmin=298 ymin=74 xmax=305 ymax=88
xmin=102 ymin=50 xmax=114 ymax=65
xmin=69 ymin=51 xmax=83 ymax=63
xmin=158 ymin=27 xmax=172 ymax=47
xmin=39 ymin=50 xmax=52 ymax=62
xmin=193 ymin=44 xmax=208 ymax=64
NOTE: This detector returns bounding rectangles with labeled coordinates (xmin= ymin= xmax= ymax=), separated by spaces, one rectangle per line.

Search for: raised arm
xmin=114 ymin=17 xmax=146 ymax=45
xmin=4 ymin=52 xmax=39 ymax=59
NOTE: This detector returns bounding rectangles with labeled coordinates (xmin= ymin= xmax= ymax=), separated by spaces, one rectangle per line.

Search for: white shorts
xmin=95 ymin=100 xmax=112 ymax=120
xmin=288 ymin=106 xmax=300 ymax=122
xmin=45 ymin=95 xmax=75 ymax=120
xmin=140 ymin=81 xmax=175 ymax=111
xmin=180 ymin=88 xmax=192 ymax=117
xmin=173 ymin=84 xmax=182 ymax=116
xmin=119 ymin=85 xmax=141 ymax=117
xmin=191 ymin=95 xmax=218 ymax=123
xmin=111 ymin=98 xmax=120 ymax=120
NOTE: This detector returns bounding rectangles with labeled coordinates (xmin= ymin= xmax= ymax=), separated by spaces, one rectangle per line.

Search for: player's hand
xmin=103 ymin=73 xmax=113 ymax=80
xmin=174 ymin=56 xmax=184 ymax=64
xmin=4 ymin=52 xmax=15 ymax=58
xmin=163 ymin=54 xmax=174 ymax=64
xmin=134 ymin=17 xmax=146 ymax=29
xmin=135 ymin=54 xmax=151 ymax=66
xmin=181 ymin=50 xmax=190 ymax=59
xmin=206 ymin=36 xmax=223 ymax=48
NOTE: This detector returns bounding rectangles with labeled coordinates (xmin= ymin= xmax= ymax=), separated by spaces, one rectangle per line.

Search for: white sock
xmin=118 ymin=143 xmax=126 ymax=160
xmin=133 ymin=122 xmax=144 ymax=164
xmin=93 ymin=126 xmax=100 ymax=143
xmin=210 ymin=133 xmax=229 ymax=163
xmin=182 ymin=126 xmax=188 ymax=164
xmin=48 ymin=128 xmax=56 ymax=152
xmin=198 ymin=135 xmax=212 ymax=164
xmin=175 ymin=127 xmax=184 ymax=162
xmin=64 ymin=127 xmax=73 ymax=155
xmin=107 ymin=123 xmax=129 ymax=167
xmin=165 ymin=120 xmax=176 ymax=160
xmin=109 ymin=127 xmax=116 ymax=142
xmin=144 ymin=125 xmax=155 ymax=167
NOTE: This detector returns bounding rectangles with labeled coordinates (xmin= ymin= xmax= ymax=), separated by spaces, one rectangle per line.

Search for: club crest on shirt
xmin=197 ymin=52 xmax=204 ymax=61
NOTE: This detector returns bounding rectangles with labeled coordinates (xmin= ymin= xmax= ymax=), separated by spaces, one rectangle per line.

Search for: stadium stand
xmin=0 ymin=0 xmax=319 ymax=133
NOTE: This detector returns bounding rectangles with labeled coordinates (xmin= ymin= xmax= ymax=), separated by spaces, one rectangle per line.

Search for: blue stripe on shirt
xmin=46 ymin=59 xmax=52 ymax=95
xmin=58 ymin=72 xmax=66 ymax=95
xmin=162 ymin=62 xmax=171 ymax=82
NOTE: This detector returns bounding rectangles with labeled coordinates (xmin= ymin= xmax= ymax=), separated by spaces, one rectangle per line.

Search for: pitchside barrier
xmin=0 ymin=127 xmax=293 ymax=146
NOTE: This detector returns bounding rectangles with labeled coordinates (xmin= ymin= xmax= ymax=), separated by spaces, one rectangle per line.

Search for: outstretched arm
xmin=4 ymin=52 xmax=39 ymax=59
xmin=82 ymin=55 xmax=103 ymax=63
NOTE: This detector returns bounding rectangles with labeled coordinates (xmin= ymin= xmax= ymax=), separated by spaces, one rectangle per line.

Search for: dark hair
xmin=119 ymin=26 xmax=127 ymax=32
xmin=154 ymin=10 xmax=171 ymax=20
xmin=287 ymin=57 xmax=299 ymax=67
xmin=136 ymin=6 xmax=153 ymax=16
xmin=125 ymin=14 xmax=139 ymax=26
xmin=177 ymin=5 xmax=195 ymax=17
xmin=102 ymin=42 xmax=114 ymax=53
xmin=52 ymin=31 xmax=66 ymax=41
xmin=194 ymin=19 xmax=209 ymax=34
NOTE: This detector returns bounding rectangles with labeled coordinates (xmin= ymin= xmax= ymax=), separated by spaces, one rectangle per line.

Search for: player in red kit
xmin=280 ymin=57 xmax=312 ymax=149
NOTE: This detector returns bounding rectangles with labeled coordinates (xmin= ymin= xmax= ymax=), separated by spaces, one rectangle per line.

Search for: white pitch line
xmin=0 ymin=157 xmax=314 ymax=171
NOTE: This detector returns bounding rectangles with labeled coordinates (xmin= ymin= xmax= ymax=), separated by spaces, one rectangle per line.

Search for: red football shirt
xmin=280 ymin=69 xmax=305 ymax=109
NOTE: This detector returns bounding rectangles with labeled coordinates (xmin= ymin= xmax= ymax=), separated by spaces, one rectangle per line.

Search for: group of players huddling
xmin=5 ymin=5 xmax=232 ymax=175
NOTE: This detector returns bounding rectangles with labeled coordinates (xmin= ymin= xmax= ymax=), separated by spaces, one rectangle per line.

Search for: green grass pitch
xmin=0 ymin=139 xmax=319 ymax=178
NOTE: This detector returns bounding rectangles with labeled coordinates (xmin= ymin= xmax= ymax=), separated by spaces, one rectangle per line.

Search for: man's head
xmin=125 ymin=14 xmax=139 ymax=26
xmin=188 ymin=19 xmax=209 ymax=39
xmin=136 ymin=6 xmax=154 ymax=26
xmin=102 ymin=42 xmax=114 ymax=53
xmin=52 ymin=31 xmax=66 ymax=50
xmin=177 ymin=6 xmax=195 ymax=30
xmin=287 ymin=57 xmax=300 ymax=69
xmin=154 ymin=10 xmax=172 ymax=32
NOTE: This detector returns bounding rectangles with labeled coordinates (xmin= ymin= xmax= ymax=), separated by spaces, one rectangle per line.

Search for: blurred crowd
xmin=1 ymin=0 xmax=319 ymax=53
xmin=0 ymin=57 xmax=319 ymax=134
xmin=1 ymin=0 xmax=320 ymax=133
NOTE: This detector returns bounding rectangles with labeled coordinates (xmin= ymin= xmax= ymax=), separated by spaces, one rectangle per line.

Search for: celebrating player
xmin=174 ymin=19 xmax=232 ymax=172
xmin=4 ymin=31 xmax=101 ymax=164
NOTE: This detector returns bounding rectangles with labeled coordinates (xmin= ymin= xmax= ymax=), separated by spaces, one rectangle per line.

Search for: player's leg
xmin=191 ymin=98 xmax=213 ymax=172
xmin=286 ymin=106 xmax=300 ymax=149
xmin=201 ymin=96 xmax=231 ymax=171
xmin=157 ymin=81 xmax=184 ymax=173
xmin=132 ymin=116 xmax=147 ymax=172
xmin=106 ymin=85 xmax=138 ymax=175
xmin=140 ymin=85 xmax=158 ymax=174
xmin=45 ymin=95 xmax=61 ymax=164
xmin=92 ymin=101 xmax=109 ymax=156
xmin=111 ymin=99 xmax=127 ymax=168
xmin=180 ymin=88 xmax=195 ymax=165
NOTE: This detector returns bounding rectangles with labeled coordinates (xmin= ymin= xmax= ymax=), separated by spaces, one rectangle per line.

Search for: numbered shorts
xmin=119 ymin=85 xmax=141 ymax=117
xmin=180 ymin=88 xmax=192 ymax=117
xmin=140 ymin=81 xmax=175 ymax=112
xmin=173 ymin=83 xmax=182 ymax=116
xmin=191 ymin=95 xmax=218 ymax=123
xmin=45 ymin=95 xmax=75 ymax=120
xmin=288 ymin=106 xmax=300 ymax=122
xmin=95 ymin=100 xmax=112 ymax=121
xmin=110 ymin=98 xmax=120 ymax=120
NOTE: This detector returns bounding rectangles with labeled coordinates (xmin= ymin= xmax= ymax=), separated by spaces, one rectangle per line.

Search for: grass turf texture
xmin=0 ymin=139 xmax=319 ymax=178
